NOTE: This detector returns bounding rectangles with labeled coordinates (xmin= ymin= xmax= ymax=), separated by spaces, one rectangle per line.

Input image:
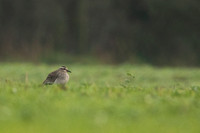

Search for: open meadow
xmin=0 ymin=63 xmax=200 ymax=133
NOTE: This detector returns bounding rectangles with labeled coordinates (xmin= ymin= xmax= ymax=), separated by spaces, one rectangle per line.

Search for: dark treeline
xmin=0 ymin=0 xmax=200 ymax=65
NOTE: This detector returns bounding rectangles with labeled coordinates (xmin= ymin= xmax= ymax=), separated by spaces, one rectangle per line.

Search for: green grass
xmin=0 ymin=63 xmax=200 ymax=133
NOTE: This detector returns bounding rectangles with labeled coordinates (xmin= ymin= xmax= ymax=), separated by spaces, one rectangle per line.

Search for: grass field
xmin=0 ymin=63 xmax=200 ymax=133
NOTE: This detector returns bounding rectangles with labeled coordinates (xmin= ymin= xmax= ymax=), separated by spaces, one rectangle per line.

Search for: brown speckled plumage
xmin=43 ymin=66 xmax=71 ymax=85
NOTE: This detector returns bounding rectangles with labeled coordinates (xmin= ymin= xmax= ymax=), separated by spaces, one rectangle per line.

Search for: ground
xmin=0 ymin=63 xmax=200 ymax=133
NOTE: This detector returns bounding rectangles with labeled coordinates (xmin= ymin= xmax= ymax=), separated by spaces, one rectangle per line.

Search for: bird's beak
xmin=67 ymin=70 xmax=71 ymax=73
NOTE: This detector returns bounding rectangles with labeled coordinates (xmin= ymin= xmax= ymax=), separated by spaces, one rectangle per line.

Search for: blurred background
xmin=0 ymin=0 xmax=200 ymax=66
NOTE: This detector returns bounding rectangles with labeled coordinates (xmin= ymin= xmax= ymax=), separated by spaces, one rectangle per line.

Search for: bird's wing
xmin=43 ymin=70 xmax=59 ymax=85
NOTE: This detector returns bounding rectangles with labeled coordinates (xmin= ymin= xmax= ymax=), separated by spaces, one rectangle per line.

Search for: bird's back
xmin=43 ymin=70 xmax=59 ymax=85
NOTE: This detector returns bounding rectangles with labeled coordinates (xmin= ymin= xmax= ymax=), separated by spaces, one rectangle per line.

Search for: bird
xmin=43 ymin=66 xmax=71 ymax=88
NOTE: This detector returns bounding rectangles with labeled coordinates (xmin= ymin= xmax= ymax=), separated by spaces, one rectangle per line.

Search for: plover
xmin=43 ymin=66 xmax=71 ymax=86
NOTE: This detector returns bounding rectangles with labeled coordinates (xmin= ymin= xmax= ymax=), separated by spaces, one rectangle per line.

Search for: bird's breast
xmin=54 ymin=73 xmax=69 ymax=84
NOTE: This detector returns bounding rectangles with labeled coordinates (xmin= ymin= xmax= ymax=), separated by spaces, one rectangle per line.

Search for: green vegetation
xmin=0 ymin=63 xmax=200 ymax=133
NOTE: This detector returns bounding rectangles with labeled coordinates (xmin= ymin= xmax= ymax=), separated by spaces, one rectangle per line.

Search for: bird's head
xmin=60 ymin=66 xmax=71 ymax=73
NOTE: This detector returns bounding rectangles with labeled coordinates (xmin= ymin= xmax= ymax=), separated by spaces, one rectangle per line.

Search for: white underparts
xmin=54 ymin=72 xmax=69 ymax=84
